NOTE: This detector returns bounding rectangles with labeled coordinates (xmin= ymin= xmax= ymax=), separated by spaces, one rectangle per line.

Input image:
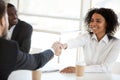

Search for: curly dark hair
xmin=85 ymin=8 xmax=119 ymax=36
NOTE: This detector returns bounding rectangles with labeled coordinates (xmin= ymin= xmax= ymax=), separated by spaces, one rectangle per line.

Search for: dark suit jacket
xmin=11 ymin=19 xmax=33 ymax=53
xmin=0 ymin=38 xmax=54 ymax=80
xmin=0 ymin=38 xmax=17 ymax=80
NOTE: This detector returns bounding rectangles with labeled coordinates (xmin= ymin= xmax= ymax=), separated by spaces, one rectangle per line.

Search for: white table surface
xmin=41 ymin=72 xmax=120 ymax=80
xmin=8 ymin=70 xmax=120 ymax=80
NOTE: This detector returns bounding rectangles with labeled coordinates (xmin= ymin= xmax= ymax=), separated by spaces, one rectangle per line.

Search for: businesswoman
xmin=57 ymin=8 xmax=120 ymax=73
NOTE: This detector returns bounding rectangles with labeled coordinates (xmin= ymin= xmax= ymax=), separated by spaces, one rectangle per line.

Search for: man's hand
xmin=52 ymin=41 xmax=62 ymax=56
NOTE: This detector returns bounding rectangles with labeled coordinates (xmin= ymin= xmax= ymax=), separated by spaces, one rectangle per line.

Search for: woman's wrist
xmin=63 ymin=43 xmax=67 ymax=49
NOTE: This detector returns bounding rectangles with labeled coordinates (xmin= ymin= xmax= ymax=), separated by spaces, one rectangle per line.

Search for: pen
xmin=42 ymin=69 xmax=59 ymax=73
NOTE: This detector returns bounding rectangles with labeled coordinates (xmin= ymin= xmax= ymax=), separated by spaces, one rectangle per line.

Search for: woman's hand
xmin=60 ymin=66 xmax=75 ymax=73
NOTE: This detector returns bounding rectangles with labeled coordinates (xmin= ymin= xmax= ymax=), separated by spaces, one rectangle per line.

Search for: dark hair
xmin=0 ymin=0 xmax=5 ymax=20
xmin=85 ymin=8 xmax=119 ymax=36
xmin=7 ymin=3 xmax=15 ymax=8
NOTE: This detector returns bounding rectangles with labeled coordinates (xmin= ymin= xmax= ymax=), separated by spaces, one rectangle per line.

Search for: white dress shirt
xmin=67 ymin=32 xmax=120 ymax=72
xmin=6 ymin=25 xmax=16 ymax=40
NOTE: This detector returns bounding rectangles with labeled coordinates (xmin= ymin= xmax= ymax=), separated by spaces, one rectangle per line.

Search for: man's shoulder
xmin=17 ymin=19 xmax=33 ymax=28
xmin=0 ymin=38 xmax=18 ymax=46
xmin=0 ymin=38 xmax=18 ymax=74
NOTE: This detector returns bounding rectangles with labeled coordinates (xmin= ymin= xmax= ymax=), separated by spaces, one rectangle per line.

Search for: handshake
xmin=51 ymin=41 xmax=67 ymax=56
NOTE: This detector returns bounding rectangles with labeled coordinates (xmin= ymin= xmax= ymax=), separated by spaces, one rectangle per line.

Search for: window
xmin=18 ymin=0 xmax=81 ymax=31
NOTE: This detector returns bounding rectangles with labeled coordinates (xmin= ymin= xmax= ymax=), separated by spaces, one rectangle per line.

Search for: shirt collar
xmin=9 ymin=25 xmax=16 ymax=31
xmin=91 ymin=34 xmax=109 ymax=44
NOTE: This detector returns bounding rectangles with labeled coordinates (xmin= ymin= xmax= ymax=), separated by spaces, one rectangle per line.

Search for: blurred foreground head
xmin=0 ymin=0 xmax=9 ymax=38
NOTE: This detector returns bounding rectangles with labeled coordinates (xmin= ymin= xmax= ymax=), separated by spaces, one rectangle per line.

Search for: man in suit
xmin=0 ymin=0 xmax=61 ymax=80
xmin=7 ymin=3 xmax=33 ymax=53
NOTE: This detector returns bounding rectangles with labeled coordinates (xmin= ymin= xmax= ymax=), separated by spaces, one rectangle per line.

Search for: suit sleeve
xmin=15 ymin=49 xmax=54 ymax=70
xmin=20 ymin=24 xmax=33 ymax=53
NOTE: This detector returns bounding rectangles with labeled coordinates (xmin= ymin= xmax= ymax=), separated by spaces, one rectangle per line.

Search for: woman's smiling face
xmin=89 ymin=13 xmax=107 ymax=36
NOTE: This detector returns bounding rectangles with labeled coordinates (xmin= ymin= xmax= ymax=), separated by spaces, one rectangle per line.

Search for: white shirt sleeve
xmin=67 ymin=33 xmax=89 ymax=49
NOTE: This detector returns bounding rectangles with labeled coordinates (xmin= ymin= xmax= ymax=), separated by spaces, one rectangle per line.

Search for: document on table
xmin=40 ymin=65 xmax=59 ymax=73
xmin=42 ymin=69 xmax=59 ymax=73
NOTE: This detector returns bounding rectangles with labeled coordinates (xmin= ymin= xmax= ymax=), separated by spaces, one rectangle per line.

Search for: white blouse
xmin=67 ymin=32 xmax=120 ymax=72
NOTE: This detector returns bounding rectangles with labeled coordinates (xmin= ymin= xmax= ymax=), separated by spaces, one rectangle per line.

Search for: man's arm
xmin=15 ymin=49 xmax=54 ymax=70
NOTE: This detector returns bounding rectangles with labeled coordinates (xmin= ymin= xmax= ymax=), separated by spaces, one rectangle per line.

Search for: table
xmin=41 ymin=72 xmax=120 ymax=80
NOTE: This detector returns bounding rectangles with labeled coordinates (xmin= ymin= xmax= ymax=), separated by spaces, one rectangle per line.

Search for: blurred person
xmin=7 ymin=3 xmax=33 ymax=53
xmin=54 ymin=8 xmax=120 ymax=73
xmin=0 ymin=0 xmax=61 ymax=80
